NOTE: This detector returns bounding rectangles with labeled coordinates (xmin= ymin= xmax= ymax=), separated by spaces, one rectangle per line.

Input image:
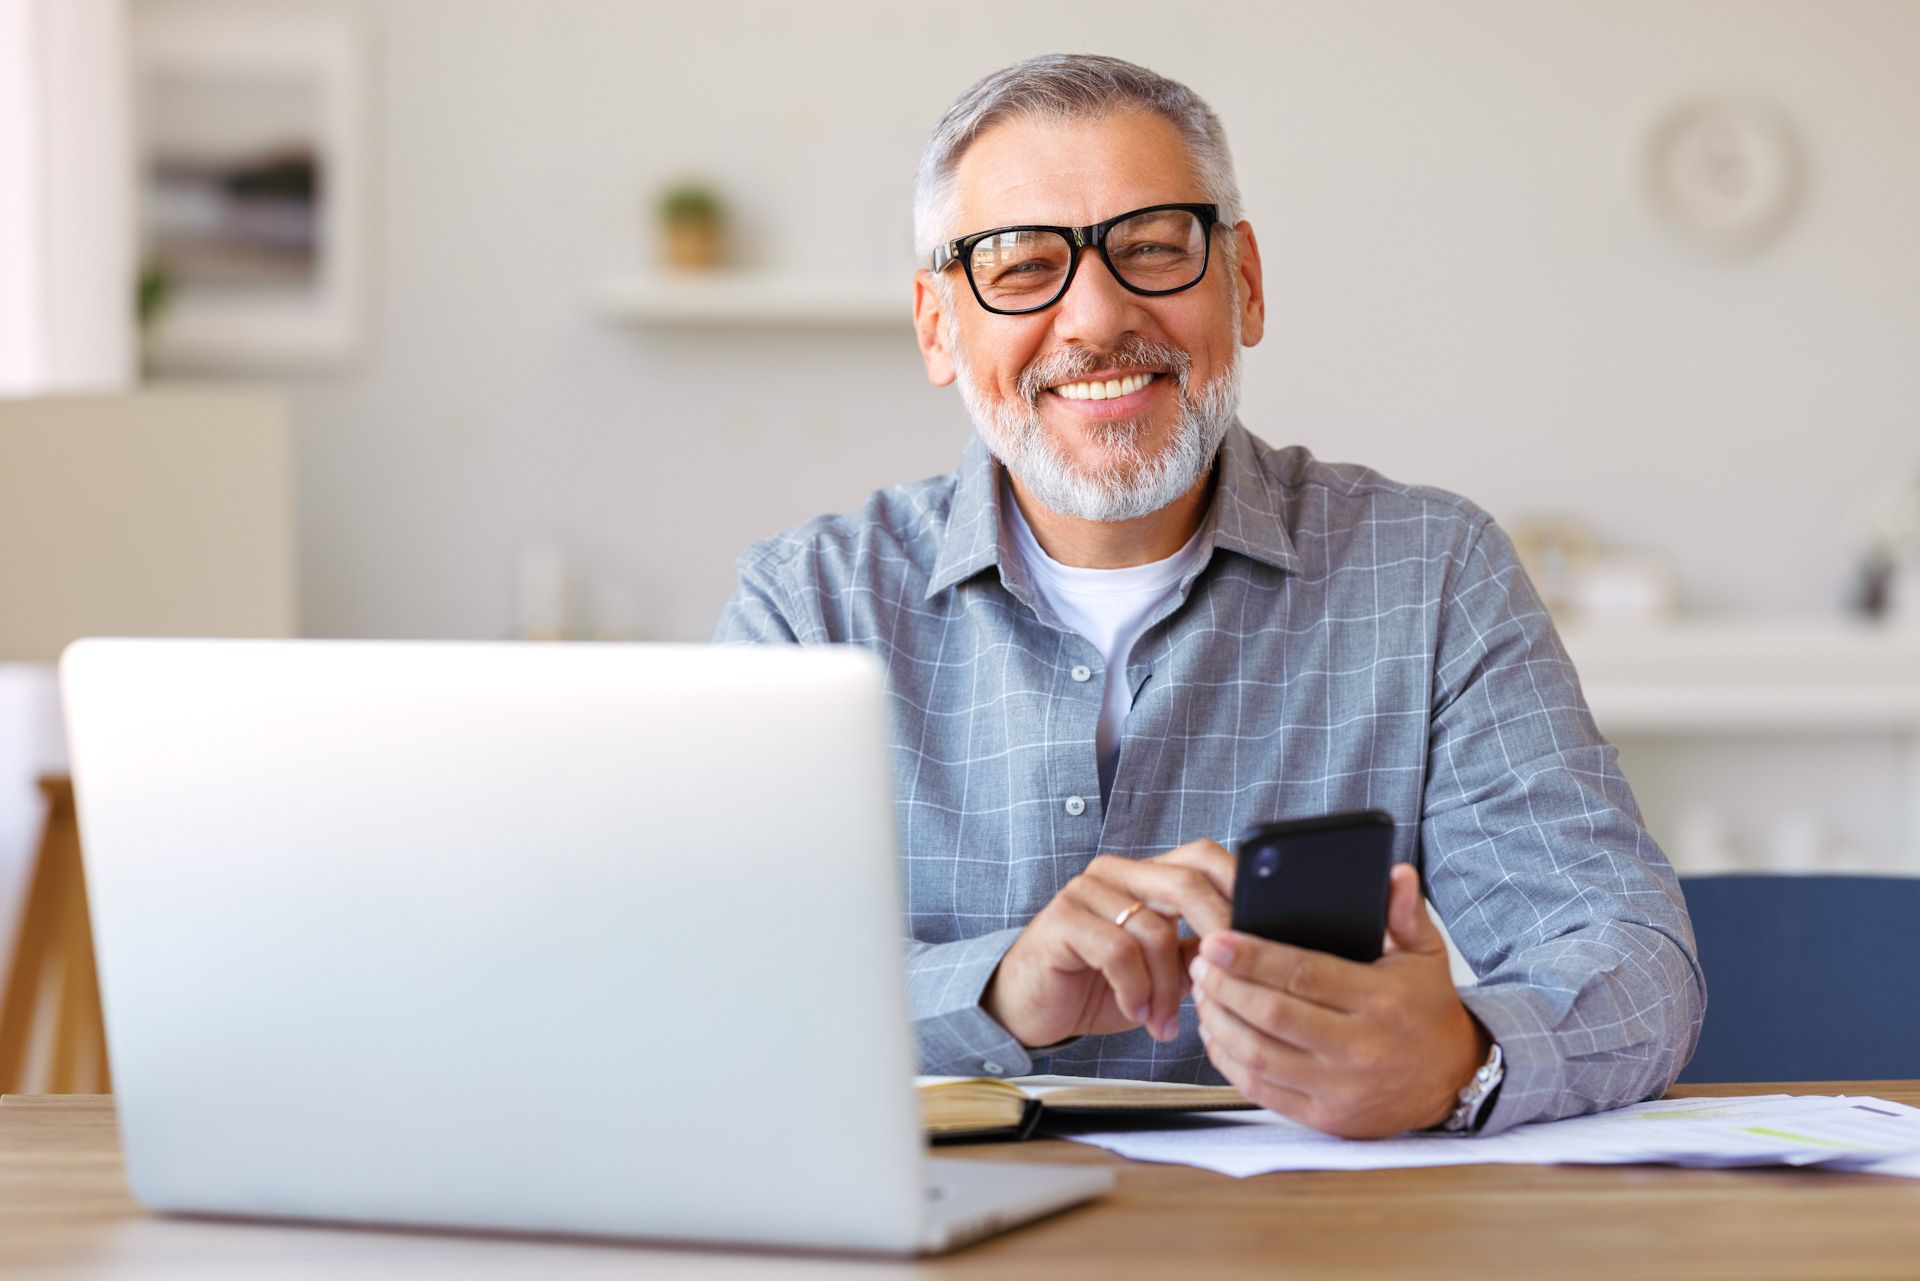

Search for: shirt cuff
xmin=906 ymin=926 xmax=1034 ymax=1078
xmin=1455 ymin=983 xmax=1567 ymax=1136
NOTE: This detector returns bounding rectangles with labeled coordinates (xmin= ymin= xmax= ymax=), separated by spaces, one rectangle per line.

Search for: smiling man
xmin=717 ymin=54 xmax=1704 ymax=1138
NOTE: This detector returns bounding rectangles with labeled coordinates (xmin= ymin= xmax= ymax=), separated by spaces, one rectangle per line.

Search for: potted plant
xmin=657 ymin=182 xmax=726 ymax=272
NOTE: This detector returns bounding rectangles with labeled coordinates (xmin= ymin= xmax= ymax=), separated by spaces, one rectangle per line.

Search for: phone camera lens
xmin=1254 ymin=848 xmax=1279 ymax=879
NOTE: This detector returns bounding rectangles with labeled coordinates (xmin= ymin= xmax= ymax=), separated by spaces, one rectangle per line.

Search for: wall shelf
xmin=595 ymin=273 xmax=910 ymax=328
xmin=1559 ymin=619 xmax=1920 ymax=734
xmin=1555 ymin=619 xmax=1920 ymax=872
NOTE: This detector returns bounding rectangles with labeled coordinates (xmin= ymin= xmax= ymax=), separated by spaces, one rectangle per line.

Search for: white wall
xmin=0 ymin=0 xmax=133 ymax=395
xmin=244 ymin=0 xmax=1919 ymax=641
xmin=0 ymin=0 xmax=131 ymax=985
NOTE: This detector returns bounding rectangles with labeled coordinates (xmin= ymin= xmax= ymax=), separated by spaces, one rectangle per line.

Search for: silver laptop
xmin=61 ymin=639 xmax=1110 ymax=1255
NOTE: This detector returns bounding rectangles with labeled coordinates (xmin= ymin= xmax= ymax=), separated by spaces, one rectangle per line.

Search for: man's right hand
xmin=981 ymin=840 xmax=1236 ymax=1048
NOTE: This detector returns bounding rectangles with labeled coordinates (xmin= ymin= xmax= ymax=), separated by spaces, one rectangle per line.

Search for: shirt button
xmin=1070 ymin=664 xmax=1093 ymax=683
xmin=1064 ymin=795 xmax=1087 ymax=817
xmin=981 ymin=1060 xmax=1004 ymax=1076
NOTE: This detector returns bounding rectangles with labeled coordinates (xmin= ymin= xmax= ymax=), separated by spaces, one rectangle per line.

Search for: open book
xmin=917 ymin=1073 xmax=1254 ymax=1142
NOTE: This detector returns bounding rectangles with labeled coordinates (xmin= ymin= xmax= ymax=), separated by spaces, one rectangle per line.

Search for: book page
xmin=1013 ymin=1074 xmax=1250 ymax=1110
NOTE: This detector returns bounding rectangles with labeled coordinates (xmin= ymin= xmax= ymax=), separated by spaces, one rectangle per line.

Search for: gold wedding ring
xmin=1114 ymin=900 xmax=1147 ymax=928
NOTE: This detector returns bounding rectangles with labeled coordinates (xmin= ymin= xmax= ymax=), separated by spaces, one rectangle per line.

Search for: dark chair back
xmin=1678 ymin=874 xmax=1920 ymax=1083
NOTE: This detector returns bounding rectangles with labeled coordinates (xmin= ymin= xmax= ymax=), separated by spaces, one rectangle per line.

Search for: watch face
xmin=1642 ymin=97 xmax=1801 ymax=257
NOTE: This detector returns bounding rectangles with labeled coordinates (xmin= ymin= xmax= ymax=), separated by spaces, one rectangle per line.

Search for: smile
xmin=1048 ymin=371 xmax=1160 ymax=401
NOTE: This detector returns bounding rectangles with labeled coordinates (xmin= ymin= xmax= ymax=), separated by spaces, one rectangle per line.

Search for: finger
xmin=1058 ymin=899 xmax=1155 ymax=1028
xmin=1155 ymin=838 xmax=1237 ymax=900
xmin=1196 ymin=930 xmax=1368 ymax=1013
xmin=1197 ymin=995 xmax=1320 ymax=1096
xmin=1190 ymin=951 xmax=1347 ymax=1054
xmin=1199 ymin=1033 xmax=1260 ymax=1099
xmin=1204 ymin=1039 xmax=1315 ymax=1119
xmin=1383 ymin=863 xmax=1445 ymax=957
xmin=1071 ymin=878 xmax=1185 ymax=1040
xmin=1088 ymin=853 xmax=1233 ymax=937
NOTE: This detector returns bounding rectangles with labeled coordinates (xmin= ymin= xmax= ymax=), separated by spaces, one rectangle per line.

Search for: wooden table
xmin=4 ymin=1084 xmax=1918 ymax=1279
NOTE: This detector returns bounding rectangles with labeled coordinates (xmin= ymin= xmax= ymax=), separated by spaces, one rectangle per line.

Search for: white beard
xmin=950 ymin=319 xmax=1243 ymax=524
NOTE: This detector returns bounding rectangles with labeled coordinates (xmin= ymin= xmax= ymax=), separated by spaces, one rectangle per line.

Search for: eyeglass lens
xmin=967 ymin=208 xmax=1208 ymax=312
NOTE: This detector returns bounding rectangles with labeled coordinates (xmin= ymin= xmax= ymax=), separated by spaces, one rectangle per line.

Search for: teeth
xmin=1051 ymin=371 xmax=1157 ymax=401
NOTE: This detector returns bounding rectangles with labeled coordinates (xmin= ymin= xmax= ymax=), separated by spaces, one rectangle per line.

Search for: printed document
xmin=1054 ymin=1093 xmax=1920 ymax=1178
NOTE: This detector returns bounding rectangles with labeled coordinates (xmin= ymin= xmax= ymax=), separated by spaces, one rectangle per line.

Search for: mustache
xmin=1015 ymin=335 xmax=1194 ymax=406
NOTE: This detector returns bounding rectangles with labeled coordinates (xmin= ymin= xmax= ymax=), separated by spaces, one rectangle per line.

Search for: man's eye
xmin=989 ymin=261 xmax=1057 ymax=287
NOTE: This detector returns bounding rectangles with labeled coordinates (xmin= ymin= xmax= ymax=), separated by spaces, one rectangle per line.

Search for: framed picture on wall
xmin=133 ymin=1 xmax=368 ymax=372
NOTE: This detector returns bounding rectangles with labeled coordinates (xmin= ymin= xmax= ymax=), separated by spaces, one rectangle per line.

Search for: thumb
xmin=1383 ymin=863 xmax=1445 ymax=957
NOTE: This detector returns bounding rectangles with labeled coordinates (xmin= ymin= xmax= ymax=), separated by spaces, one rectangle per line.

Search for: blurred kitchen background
xmin=5 ymin=0 xmax=1920 ymax=941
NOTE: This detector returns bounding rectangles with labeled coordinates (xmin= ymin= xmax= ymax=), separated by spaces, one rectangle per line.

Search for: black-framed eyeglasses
xmin=931 ymin=203 xmax=1221 ymax=316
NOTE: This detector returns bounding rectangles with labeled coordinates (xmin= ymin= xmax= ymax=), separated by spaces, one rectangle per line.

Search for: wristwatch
xmin=1439 ymin=1040 xmax=1504 ymax=1134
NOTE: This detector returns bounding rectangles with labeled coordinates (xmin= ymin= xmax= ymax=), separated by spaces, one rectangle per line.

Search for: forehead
xmin=948 ymin=110 xmax=1204 ymax=233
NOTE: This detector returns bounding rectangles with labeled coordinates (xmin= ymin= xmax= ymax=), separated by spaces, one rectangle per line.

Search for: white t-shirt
xmin=1003 ymin=486 xmax=1209 ymax=803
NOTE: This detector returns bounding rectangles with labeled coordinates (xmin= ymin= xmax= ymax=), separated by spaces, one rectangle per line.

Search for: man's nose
xmin=1049 ymin=246 xmax=1149 ymax=345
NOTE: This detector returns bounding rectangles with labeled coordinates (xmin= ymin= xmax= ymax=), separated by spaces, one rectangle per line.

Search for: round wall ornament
xmin=1640 ymin=96 xmax=1801 ymax=257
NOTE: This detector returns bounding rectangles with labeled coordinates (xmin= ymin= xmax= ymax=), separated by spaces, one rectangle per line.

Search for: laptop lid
xmin=62 ymin=639 xmax=934 ymax=1252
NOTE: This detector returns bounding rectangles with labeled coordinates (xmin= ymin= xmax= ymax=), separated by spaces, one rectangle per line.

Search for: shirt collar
xmin=925 ymin=433 xmax=1006 ymax=598
xmin=925 ymin=420 xmax=1300 ymax=600
xmin=1204 ymin=420 xmax=1301 ymax=575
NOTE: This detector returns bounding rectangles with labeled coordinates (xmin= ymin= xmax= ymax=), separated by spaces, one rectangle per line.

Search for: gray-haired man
xmin=717 ymin=54 xmax=1703 ymax=1138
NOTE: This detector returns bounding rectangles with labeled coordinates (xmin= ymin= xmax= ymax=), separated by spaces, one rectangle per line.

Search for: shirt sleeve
xmin=713 ymin=551 xmax=1036 ymax=1078
xmin=1420 ymin=515 xmax=1706 ymax=1136
xmin=712 ymin=550 xmax=807 ymax=646
xmin=904 ymin=931 xmax=1036 ymax=1077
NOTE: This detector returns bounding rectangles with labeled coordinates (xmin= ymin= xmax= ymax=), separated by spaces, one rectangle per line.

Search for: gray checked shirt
xmin=715 ymin=421 xmax=1704 ymax=1135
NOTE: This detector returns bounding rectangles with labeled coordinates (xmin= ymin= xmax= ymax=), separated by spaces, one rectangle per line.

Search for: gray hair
xmin=913 ymin=53 xmax=1243 ymax=263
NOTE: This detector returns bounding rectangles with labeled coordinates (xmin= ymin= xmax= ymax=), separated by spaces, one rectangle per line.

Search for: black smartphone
xmin=1230 ymin=811 xmax=1397 ymax=963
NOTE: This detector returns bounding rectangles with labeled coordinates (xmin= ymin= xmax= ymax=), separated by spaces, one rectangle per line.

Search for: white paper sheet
xmin=1054 ymin=1093 xmax=1920 ymax=1178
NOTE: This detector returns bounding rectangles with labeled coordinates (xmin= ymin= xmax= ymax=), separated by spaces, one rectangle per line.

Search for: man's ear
xmin=913 ymin=270 xmax=957 ymax=387
xmin=1232 ymin=222 xmax=1266 ymax=348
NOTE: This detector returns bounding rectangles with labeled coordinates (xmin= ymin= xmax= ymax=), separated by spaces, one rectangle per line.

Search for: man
xmin=717 ymin=54 xmax=1703 ymax=1138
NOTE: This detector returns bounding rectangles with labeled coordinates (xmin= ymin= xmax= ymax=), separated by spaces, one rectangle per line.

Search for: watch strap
xmin=1440 ymin=1040 xmax=1504 ymax=1134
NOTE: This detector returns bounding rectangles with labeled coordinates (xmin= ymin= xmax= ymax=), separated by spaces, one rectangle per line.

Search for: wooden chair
xmin=0 ymin=777 xmax=110 ymax=1094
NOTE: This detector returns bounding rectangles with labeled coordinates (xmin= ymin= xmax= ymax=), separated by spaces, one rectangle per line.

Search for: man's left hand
xmin=1190 ymin=863 xmax=1491 ymax=1139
